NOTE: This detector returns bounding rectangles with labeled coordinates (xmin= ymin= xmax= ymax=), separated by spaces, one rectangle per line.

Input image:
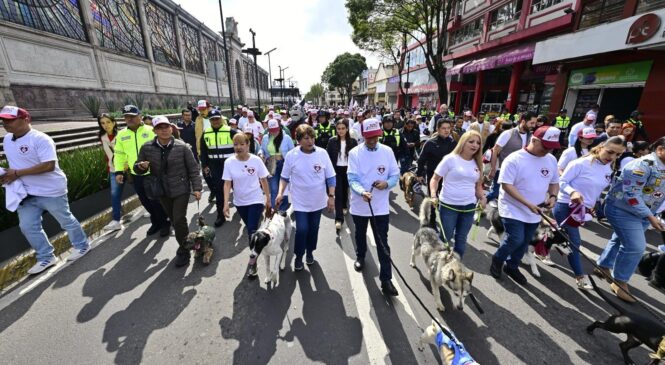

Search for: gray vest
xmin=499 ymin=128 xmax=530 ymax=166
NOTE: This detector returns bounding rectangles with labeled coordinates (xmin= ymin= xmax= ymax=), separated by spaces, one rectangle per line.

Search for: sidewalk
xmin=0 ymin=119 xmax=98 ymax=138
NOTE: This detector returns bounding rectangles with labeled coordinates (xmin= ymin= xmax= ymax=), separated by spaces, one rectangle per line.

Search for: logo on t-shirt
xmin=313 ymin=164 xmax=322 ymax=173
xmin=246 ymin=166 xmax=255 ymax=175
xmin=19 ymin=145 xmax=29 ymax=154
xmin=377 ymin=165 xmax=386 ymax=175
xmin=540 ymin=168 xmax=550 ymax=177
xmin=605 ymin=174 xmax=611 ymax=183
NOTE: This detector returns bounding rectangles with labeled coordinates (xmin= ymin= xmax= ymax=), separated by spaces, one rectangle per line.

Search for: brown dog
xmin=400 ymin=171 xmax=418 ymax=208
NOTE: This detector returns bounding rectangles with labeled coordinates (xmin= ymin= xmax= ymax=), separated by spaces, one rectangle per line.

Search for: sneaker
xmin=103 ymin=220 xmax=122 ymax=232
xmin=489 ymin=257 xmax=503 ymax=279
xmin=67 ymin=247 xmax=90 ymax=262
xmin=27 ymin=258 xmax=57 ymax=274
xmin=503 ymin=265 xmax=527 ymax=285
xmin=294 ymin=258 xmax=304 ymax=271
xmin=576 ymin=277 xmax=593 ymax=290
xmin=174 ymin=253 xmax=190 ymax=267
xmin=247 ymin=263 xmax=258 ymax=278
xmin=306 ymin=255 xmax=316 ymax=266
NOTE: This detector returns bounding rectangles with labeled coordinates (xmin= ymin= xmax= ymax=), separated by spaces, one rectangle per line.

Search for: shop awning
xmin=460 ymin=44 xmax=535 ymax=74
xmin=446 ymin=61 xmax=471 ymax=76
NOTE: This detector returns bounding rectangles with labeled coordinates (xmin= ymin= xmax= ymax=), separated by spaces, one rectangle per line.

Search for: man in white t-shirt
xmin=348 ymin=118 xmax=401 ymax=296
xmin=0 ymin=106 xmax=90 ymax=275
xmin=237 ymin=107 xmax=249 ymax=130
xmin=568 ymin=112 xmax=596 ymax=147
xmin=242 ymin=111 xmax=264 ymax=141
xmin=490 ymin=126 xmax=561 ymax=285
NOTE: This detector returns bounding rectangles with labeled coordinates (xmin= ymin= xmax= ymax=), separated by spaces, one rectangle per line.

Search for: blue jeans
xmin=439 ymin=203 xmax=476 ymax=258
xmin=236 ymin=204 xmax=264 ymax=243
xmin=493 ymin=217 xmax=539 ymax=270
xmin=553 ymin=202 xmax=583 ymax=276
xmin=399 ymin=153 xmax=414 ymax=175
xmin=294 ymin=210 xmax=322 ymax=260
xmin=269 ymin=159 xmax=289 ymax=211
xmin=352 ymin=214 xmax=392 ymax=281
xmin=132 ymin=174 xmax=169 ymax=228
xmin=486 ymin=170 xmax=500 ymax=202
xmin=598 ymin=200 xmax=650 ymax=282
xmin=109 ymin=173 xmax=125 ymax=221
xmin=17 ymin=194 xmax=89 ymax=261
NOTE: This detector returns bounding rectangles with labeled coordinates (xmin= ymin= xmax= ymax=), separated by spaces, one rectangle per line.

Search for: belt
xmin=207 ymin=153 xmax=233 ymax=159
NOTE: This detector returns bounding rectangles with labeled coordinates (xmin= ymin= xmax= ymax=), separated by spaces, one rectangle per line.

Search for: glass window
xmin=91 ymin=0 xmax=145 ymax=58
xmin=579 ymin=0 xmax=625 ymax=29
xmin=489 ymin=0 xmax=523 ymax=31
xmin=180 ymin=21 xmax=203 ymax=74
xmin=636 ymin=0 xmax=665 ymax=14
xmin=531 ymin=0 xmax=564 ymax=13
xmin=0 ymin=0 xmax=86 ymax=41
xmin=450 ymin=17 xmax=484 ymax=46
xmin=145 ymin=2 xmax=180 ymax=67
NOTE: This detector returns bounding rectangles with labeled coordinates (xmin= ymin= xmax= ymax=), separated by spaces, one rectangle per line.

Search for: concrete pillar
xmin=173 ymin=8 xmax=190 ymax=95
xmin=78 ymin=0 xmax=108 ymax=89
xmin=136 ymin=0 xmax=158 ymax=93
xmin=506 ymin=62 xmax=525 ymax=113
xmin=472 ymin=70 xmax=483 ymax=115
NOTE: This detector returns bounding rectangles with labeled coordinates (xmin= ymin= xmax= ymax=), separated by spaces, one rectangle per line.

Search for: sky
xmin=173 ymin=0 xmax=379 ymax=94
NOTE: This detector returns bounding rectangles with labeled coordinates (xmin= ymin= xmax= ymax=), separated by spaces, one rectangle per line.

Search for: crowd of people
xmin=1 ymin=99 xmax=664 ymax=302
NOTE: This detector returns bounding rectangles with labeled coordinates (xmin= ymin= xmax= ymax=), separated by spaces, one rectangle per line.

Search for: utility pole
xmin=404 ymin=53 xmax=411 ymax=109
xmin=265 ymin=47 xmax=276 ymax=105
xmin=242 ymin=29 xmax=262 ymax=111
xmin=277 ymin=65 xmax=288 ymax=108
xmin=217 ymin=0 xmax=234 ymax=108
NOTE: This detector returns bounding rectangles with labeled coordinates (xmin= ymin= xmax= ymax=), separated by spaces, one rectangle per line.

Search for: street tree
xmin=321 ymin=53 xmax=367 ymax=106
xmin=305 ymin=83 xmax=325 ymax=105
xmin=346 ymin=0 xmax=459 ymax=105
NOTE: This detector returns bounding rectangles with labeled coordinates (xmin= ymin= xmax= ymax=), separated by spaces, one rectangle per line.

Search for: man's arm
xmin=1 ymin=161 xmax=55 ymax=184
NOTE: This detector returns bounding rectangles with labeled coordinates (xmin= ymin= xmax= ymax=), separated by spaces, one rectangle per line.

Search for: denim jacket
xmin=260 ymin=133 xmax=295 ymax=158
xmin=606 ymin=152 xmax=665 ymax=219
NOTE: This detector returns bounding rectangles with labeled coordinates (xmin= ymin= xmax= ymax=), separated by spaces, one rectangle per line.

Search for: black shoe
xmin=294 ymin=258 xmax=304 ymax=271
xmin=247 ymin=263 xmax=258 ymax=278
xmin=146 ymin=224 xmax=160 ymax=236
xmin=214 ymin=215 xmax=226 ymax=227
xmin=503 ymin=265 xmax=528 ymax=285
xmin=354 ymin=259 xmax=364 ymax=272
xmin=174 ymin=253 xmax=190 ymax=267
xmin=159 ymin=224 xmax=171 ymax=237
xmin=381 ymin=280 xmax=399 ymax=296
xmin=208 ymin=195 xmax=215 ymax=203
xmin=489 ymin=257 xmax=503 ymax=279
xmin=306 ymin=256 xmax=316 ymax=266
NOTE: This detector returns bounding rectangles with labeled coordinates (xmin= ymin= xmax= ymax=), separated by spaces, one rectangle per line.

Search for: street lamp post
xmin=404 ymin=53 xmax=411 ymax=110
xmin=242 ymin=28 xmax=262 ymax=111
xmin=265 ymin=47 xmax=276 ymax=105
xmin=278 ymin=65 xmax=288 ymax=108
xmin=217 ymin=0 xmax=234 ymax=109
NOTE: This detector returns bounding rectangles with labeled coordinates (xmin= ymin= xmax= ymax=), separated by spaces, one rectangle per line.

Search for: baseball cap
xmin=579 ymin=127 xmax=598 ymax=139
xmin=208 ymin=109 xmax=222 ymax=119
xmin=0 ymin=106 xmax=30 ymax=121
xmin=533 ymin=126 xmax=561 ymax=150
xmin=243 ymin=126 xmax=254 ymax=134
xmin=242 ymin=107 xmax=248 ymax=113
xmin=237 ymin=105 xmax=243 ymax=109
xmin=229 ymin=118 xmax=238 ymax=125
xmin=152 ymin=115 xmax=170 ymax=128
xmin=280 ymin=110 xmax=288 ymax=115
xmin=268 ymin=119 xmax=280 ymax=132
xmin=197 ymin=100 xmax=209 ymax=110
xmin=585 ymin=111 xmax=597 ymax=121
xmin=122 ymin=104 xmax=140 ymax=116
xmin=274 ymin=114 xmax=282 ymax=121
xmin=268 ymin=105 xmax=274 ymax=110
xmin=247 ymin=111 xmax=254 ymax=118
xmin=464 ymin=111 xmax=473 ymax=117
xmin=559 ymin=108 xmax=567 ymax=113
xmin=362 ymin=118 xmax=383 ymax=138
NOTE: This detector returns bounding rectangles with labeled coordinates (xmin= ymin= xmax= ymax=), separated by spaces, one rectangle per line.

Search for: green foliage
xmin=132 ymin=94 xmax=145 ymax=110
xmin=107 ymin=108 xmax=182 ymax=120
xmin=321 ymin=53 xmax=367 ymax=104
xmin=80 ymin=96 xmax=101 ymax=118
xmin=123 ymin=96 xmax=134 ymax=107
xmin=104 ymin=99 xmax=118 ymax=114
xmin=0 ymin=146 xmax=109 ymax=232
xmin=304 ymin=83 xmax=325 ymax=104
xmin=163 ymin=96 xmax=179 ymax=110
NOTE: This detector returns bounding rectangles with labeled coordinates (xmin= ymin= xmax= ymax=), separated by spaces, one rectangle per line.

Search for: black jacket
xmin=326 ymin=136 xmax=358 ymax=166
xmin=417 ymin=135 xmax=457 ymax=179
xmin=399 ymin=127 xmax=420 ymax=158
xmin=483 ymin=132 xmax=500 ymax=153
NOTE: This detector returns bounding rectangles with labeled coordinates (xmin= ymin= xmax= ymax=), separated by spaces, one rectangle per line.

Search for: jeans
xmin=553 ymin=202 xmax=583 ymax=276
xmin=493 ymin=217 xmax=539 ymax=270
xmin=439 ymin=202 xmax=476 ymax=258
xmin=109 ymin=173 xmax=125 ymax=221
xmin=132 ymin=174 xmax=169 ymax=228
xmin=294 ymin=210 xmax=323 ymax=261
xmin=334 ymin=165 xmax=349 ymax=223
xmin=352 ymin=214 xmax=392 ymax=281
xmin=269 ymin=159 xmax=289 ymax=211
xmin=486 ymin=170 xmax=500 ymax=202
xmin=160 ymin=193 xmax=190 ymax=255
xmin=204 ymin=160 xmax=226 ymax=214
xmin=237 ymin=204 xmax=265 ymax=243
xmin=399 ymin=153 xmax=414 ymax=175
xmin=597 ymin=200 xmax=650 ymax=282
xmin=17 ymin=194 xmax=89 ymax=261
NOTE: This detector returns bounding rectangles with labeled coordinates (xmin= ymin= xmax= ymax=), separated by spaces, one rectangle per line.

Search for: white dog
xmin=249 ymin=212 xmax=292 ymax=285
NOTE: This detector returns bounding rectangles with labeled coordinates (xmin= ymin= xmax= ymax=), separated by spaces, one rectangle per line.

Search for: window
xmin=531 ymin=0 xmax=564 ymax=13
xmin=489 ymin=0 xmax=522 ymax=31
xmin=579 ymin=0 xmax=625 ymax=29
xmin=145 ymin=2 xmax=180 ymax=67
xmin=180 ymin=21 xmax=203 ymax=74
xmin=450 ymin=17 xmax=484 ymax=46
xmin=91 ymin=0 xmax=145 ymax=57
xmin=0 ymin=0 xmax=86 ymax=41
xmin=407 ymin=47 xmax=426 ymax=68
xmin=636 ymin=0 xmax=665 ymax=14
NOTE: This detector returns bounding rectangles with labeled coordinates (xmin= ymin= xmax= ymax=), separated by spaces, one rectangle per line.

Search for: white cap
xmin=586 ymin=111 xmax=597 ymax=120
xmin=243 ymin=126 xmax=254 ymax=134
xmin=274 ymin=114 xmax=282 ymax=120
xmin=580 ymin=127 xmax=598 ymax=139
xmin=464 ymin=111 xmax=473 ymax=117
xmin=361 ymin=118 xmax=383 ymax=138
xmin=152 ymin=115 xmax=170 ymax=127
xmin=247 ymin=111 xmax=254 ymax=117
xmin=197 ymin=100 xmax=208 ymax=109
xmin=242 ymin=107 xmax=248 ymax=112
xmin=229 ymin=118 xmax=238 ymax=125
xmin=268 ymin=119 xmax=280 ymax=131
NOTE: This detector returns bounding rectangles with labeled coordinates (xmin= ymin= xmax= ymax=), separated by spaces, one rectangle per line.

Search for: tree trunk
xmin=434 ymin=72 xmax=448 ymax=108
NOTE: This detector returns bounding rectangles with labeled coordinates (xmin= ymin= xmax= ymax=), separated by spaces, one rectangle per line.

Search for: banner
xmin=568 ymin=61 xmax=653 ymax=87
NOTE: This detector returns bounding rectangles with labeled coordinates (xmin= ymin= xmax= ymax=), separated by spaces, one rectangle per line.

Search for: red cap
xmin=533 ymin=126 xmax=561 ymax=150
xmin=0 ymin=106 xmax=30 ymax=121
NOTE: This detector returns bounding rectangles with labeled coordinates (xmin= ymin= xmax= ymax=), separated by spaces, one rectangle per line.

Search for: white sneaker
xmin=576 ymin=277 xmax=593 ymax=290
xmin=27 ymin=258 xmax=57 ymax=274
xmin=103 ymin=220 xmax=122 ymax=231
xmin=67 ymin=247 xmax=90 ymax=262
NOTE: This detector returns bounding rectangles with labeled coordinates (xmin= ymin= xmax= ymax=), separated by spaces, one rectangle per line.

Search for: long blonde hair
xmin=451 ymin=130 xmax=484 ymax=182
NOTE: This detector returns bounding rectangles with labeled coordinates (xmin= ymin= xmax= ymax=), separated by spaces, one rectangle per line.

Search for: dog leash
xmin=538 ymin=210 xmax=665 ymax=325
xmin=434 ymin=201 xmax=483 ymax=244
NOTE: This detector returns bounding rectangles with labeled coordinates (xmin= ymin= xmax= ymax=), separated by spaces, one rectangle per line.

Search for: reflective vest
xmin=380 ymin=129 xmax=400 ymax=149
xmin=500 ymin=113 xmax=511 ymax=121
xmin=203 ymin=126 xmax=234 ymax=159
xmin=315 ymin=123 xmax=336 ymax=147
xmin=114 ymin=124 xmax=155 ymax=175
xmin=628 ymin=118 xmax=643 ymax=129
xmin=554 ymin=116 xmax=571 ymax=130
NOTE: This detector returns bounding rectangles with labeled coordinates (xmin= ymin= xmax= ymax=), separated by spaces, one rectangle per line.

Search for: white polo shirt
xmin=3 ymin=129 xmax=68 ymax=197
xmin=281 ymin=146 xmax=335 ymax=212
xmin=348 ymin=143 xmax=399 ymax=217
xmin=222 ymin=154 xmax=269 ymax=207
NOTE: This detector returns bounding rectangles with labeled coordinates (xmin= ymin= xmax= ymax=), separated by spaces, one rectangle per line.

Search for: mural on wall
xmin=90 ymin=0 xmax=145 ymax=58
xmin=0 ymin=0 xmax=86 ymax=41
xmin=145 ymin=1 xmax=179 ymax=67
xmin=202 ymin=35 xmax=227 ymax=80
xmin=180 ymin=20 xmax=203 ymax=74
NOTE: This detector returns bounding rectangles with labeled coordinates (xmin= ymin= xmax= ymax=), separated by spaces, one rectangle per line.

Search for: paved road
xmin=1 ymin=188 xmax=664 ymax=365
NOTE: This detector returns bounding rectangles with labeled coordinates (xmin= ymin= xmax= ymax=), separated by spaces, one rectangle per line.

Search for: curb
xmin=0 ymin=195 xmax=142 ymax=290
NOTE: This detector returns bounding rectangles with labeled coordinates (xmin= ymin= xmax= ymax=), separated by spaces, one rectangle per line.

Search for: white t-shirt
xmin=568 ymin=121 xmax=592 ymax=146
xmin=462 ymin=120 xmax=471 ymax=131
xmin=558 ymin=147 xmax=588 ymax=172
xmin=434 ymin=154 xmax=479 ymax=206
xmin=238 ymin=116 xmax=249 ymax=130
xmin=337 ymin=140 xmax=348 ymax=166
xmin=281 ymin=147 xmax=335 ymax=212
xmin=244 ymin=122 xmax=264 ymax=140
xmin=498 ymin=149 xmax=559 ymax=223
xmin=352 ymin=122 xmax=364 ymax=144
xmin=558 ymin=155 xmax=612 ymax=208
xmin=348 ymin=143 xmax=400 ymax=216
xmin=3 ymin=129 xmax=68 ymax=197
xmin=222 ymin=154 xmax=269 ymax=206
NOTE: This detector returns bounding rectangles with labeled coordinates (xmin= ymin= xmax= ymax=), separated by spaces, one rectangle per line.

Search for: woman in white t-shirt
xmin=554 ymin=136 xmax=626 ymax=289
xmin=222 ymin=133 xmax=271 ymax=277
xmin=276 ymin=124 xmax=335 ymax=271
xmin=429 ymin=130 xmax=486 ymax=258
xmin=558 ymin=127 xmax=596 ymax=174
xmin=326 ymin=119 xmax=358 ymax=231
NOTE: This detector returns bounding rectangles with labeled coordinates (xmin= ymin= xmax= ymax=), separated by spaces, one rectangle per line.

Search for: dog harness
xmin=436 ymin=330 xmax=476 ymax=365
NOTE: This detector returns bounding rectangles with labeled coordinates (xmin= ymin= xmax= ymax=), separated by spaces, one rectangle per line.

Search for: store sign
xmin=626 ymin=14 xmax=661 ymax=45
xmin=568 ymin=61 xmax=653 ymax=87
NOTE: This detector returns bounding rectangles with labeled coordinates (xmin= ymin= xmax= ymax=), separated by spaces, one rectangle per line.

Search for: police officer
xmin=315 ymin=110 xmax=336 ymax=148
xmin=627 ymin=110 xmax=649 ymax=142
xmin=200 ymin=109 xmax=236 ymax=227
xmin=554 ymin=108 xmax=571 ymax=147
xmin=380 ymin=116 xmax=400 ymax=159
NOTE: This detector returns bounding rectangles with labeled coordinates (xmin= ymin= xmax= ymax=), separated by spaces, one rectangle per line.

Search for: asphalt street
xmin=1 ymin=187 xmax=664 ymax=365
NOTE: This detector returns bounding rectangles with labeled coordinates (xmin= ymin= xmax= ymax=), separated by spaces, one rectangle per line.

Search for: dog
xmin=418 ymin=320 xmax=480 ymax=364
xmin=184 ymin=216 xmax=215 ymax=265
xmin=587 ymin=276 xmax=665 ymax=365
xmin=248 ymin=211 xmax=292 ymax=285
xmin=400 ymin=171 xmax=419 ymax=208
xmin=410 ymin=198 xmax=474 ymax=312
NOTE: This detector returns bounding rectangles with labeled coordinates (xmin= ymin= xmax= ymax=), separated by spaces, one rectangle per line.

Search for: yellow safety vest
xmin=381 ymin=129 xmax=400 ymax=147
xmin=555 ymin=116 xmax=571 ymax=130
xmin=203 ymin=126 xmax=234 ymax=159
xmin=113 ymin=124 xmax=155 ymax=175
xmin=315 ymin=123 xmax=336 ymax=138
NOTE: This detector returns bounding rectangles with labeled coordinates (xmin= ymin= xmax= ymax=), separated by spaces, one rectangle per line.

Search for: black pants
xmin=204 ymin=159 xmax=226 ymax=214
xmin=335 ymin=165 xmax=349 ymax=223
xmin=160 ymin=193 xmax=190 ymax=255
xmin=352 ymin=214 xmax=392 ymax=281
xmin=132 ymin=174 xmax=169 ymax=228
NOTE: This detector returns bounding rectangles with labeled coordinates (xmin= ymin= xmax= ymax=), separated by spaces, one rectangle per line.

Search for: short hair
xmin=521 ymin=111 xmax=537 ymax=122
xmin=537 ymin=115 xmax=549 ymax=125
xmin=437 ymin=118 xmax=453 ymax=129
xmin=633 ymin=140 xmax=649 ymax=152
xmin=295 ymin=124 xmax=316 ymax=141
xmin=606 ymin=118 xmax=622 ymax=126
xmin=181 ymin=109 xmax=191 ymax=115
xmin=232 ymin=132 xmax=250 ymax=144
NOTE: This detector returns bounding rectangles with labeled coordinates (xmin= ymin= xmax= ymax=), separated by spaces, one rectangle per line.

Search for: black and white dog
xmin=249 ymin=212 xmax=292 ymax=285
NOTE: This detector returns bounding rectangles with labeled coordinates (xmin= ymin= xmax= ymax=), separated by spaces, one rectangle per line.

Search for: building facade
xmin=0 ymin=0 xmax=270 ymax=118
